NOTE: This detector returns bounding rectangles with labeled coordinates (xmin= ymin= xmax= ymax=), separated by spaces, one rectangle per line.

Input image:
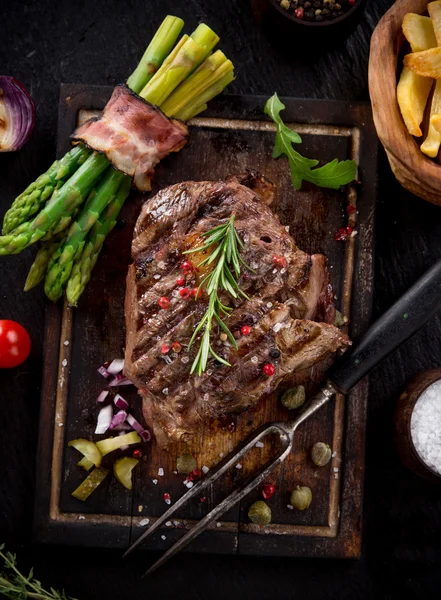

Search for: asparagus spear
xmin=66 ymin=175 xmax=132 ymax=305
xmin=44 ymin=168 xmax=126 ymax=301
xmin=175 ymin=71 xmax=235 ymax=121
xmin=2 ymin=144 xmax=90 ymax=234
xmin=24 ymin=233 xmax=66 ymax=291
xmin=140 ymin=24 xmax=220 ymax=106
xmin=0 ymin=151 xmax=109 ymax=255
xmin=161 ymin=51 xmax=234 ymax=118
xmin=127 ymin=16 xmax=184 ymax=93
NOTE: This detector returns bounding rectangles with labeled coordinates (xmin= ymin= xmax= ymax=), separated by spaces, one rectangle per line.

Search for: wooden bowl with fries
xmin=369 ymin=0 xmax=441 ymax=205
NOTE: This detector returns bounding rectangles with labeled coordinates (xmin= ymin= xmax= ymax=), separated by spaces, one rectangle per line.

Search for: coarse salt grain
xmin=266 ymin=302 xmax=273 ymax=308
xmin=152 ymin=479 xmax=158 ymax=484
xmin=165 ymin=521 xmax=172 ymax=527
xmin=202 ymin=465 xmax=209 ymax=474
xmin=185 ymin=481 xmax=194 ymax=489
xmin=153 ymin=274 xmax=161 ymax=280
xmin=216 ymin=522 xmax=222 ymax=528
xmin=251 ymin=356 xmax=259 ymax=364
xmin=203 ymin=393 xmax=210 ymax=401
xmin=161 ymin=535 xmax=166 ymax=540
xmin=287 ymin=504 xmax=293 ymax=510
xmin=411 ymin=380 xmax=441 ymax=475
xmin=273 ymin=322 xmax=283 ymax=333
xmin=255 ymin=441 xmax=264 ymax=448
xmin=64 ymin=340 xmax=69 ymax=346
xmin=235 ymin=463 xmax=242 ymax=469
xmin=158 ymin=468 xmax=164 ymax=476
xmin=78 ymin=515 xmax=85 ymax=520
xmin=219 ymin=452 xmax=224 ymax=458
xmin=62 ymin=359 xmax=67 ymax=367
xmin=181 ymin=356 xmax=189 ymax=364
xmin=162 ymin=388 xmax=169 ymax=395
xmin=140 ymin=518 xmax=150 ymax=526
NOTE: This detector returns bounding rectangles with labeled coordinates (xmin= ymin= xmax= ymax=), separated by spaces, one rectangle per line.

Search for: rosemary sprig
xmin=183 ymin=214 xmax=249 ymax=376
xmin=0 ymin=543 xmax=75 ymax=600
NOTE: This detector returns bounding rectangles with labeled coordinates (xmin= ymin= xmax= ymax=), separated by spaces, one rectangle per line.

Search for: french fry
xmin=421 ymin=79 xmax=441 ymax=156
xmin=397 ymin=66 xmax=433 ymax=136
xmin=404 ymin=47 xmax=441 ymax=78
xmin=428 ymin=1 xmax=441 ymax=46
xmin=402 ymin=13 xmax=437 ymax=52
xmin=429 ymin=112 xmax=441 ymax=135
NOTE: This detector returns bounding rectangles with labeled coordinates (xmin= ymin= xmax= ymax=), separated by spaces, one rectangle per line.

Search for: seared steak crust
xmin=125 ymin=177 xmax=349 ymax=445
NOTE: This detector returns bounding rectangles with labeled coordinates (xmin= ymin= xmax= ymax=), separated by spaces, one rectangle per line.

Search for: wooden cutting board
xmin=34 ymin=85 xmax=378 ymax=558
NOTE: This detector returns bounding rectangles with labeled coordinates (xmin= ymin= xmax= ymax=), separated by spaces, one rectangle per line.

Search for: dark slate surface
xmin=1 ymin=0 xmax=440 ymax=598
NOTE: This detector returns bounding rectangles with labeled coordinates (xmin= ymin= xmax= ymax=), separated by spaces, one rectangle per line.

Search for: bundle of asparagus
xmin=1 ymin=16 xmax=234 ymax=304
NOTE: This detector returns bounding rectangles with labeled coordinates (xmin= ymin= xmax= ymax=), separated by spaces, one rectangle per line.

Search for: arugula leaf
xmin=264 ymin=93 xmax=357 ymax=191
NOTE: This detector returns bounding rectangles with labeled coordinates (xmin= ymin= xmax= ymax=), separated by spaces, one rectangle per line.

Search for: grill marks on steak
xmin=124 ymin=177 xmax=350 ymax=445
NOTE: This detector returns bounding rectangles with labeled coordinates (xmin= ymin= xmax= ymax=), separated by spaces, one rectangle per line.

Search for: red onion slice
xmin=95 ymin=404 xmax=113 ymax=434
xmin=107 ymin=358 xmax=125 ymax=375
xmin=108 ymin=374 xmax=133 ymax=387
xmin=97 ymin=365 xmax=111 ymax=379
xmin=97 ymin=390 xmax=109 ymax=403
xmin=114 ymin=394 xmax=129 ymax=410
xmin=0 ymin=76 xmax=35 ymax=152
xmin=110 ymin=410 xmax=128 ymax=430
xmin=127 ymin=414 xmax=151 ymax=442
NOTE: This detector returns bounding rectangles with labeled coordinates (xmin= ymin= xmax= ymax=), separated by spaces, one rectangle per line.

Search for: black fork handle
xmin=329 ymin=258 xmax=441 ymax=394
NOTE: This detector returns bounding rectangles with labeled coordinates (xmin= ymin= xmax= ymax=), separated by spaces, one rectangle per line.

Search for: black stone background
xmin=1 ymin=1 xmax=441 ymax=598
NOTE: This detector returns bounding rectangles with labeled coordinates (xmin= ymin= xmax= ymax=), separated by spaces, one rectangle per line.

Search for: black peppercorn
xmin=269 ymin=348 xmax=281 ymax=359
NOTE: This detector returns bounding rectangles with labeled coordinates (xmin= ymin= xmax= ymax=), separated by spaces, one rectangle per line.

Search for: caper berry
xmin=176 ymin=453 xmax=197 ymax=474
xmin=311 ymin=442 xmax=332 ymax=467
xmin=248 ymin=500 xmax=272 ymax=525
xmin=280 ymin=385 xmax=306 ymax=410
xmin=290 ymin=486 xmax=312 ymax=511
xmin=334 ymin=310 xmax=345 ymax=327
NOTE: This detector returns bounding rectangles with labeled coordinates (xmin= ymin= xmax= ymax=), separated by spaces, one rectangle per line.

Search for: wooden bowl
xmin=369 ymin=0 xmax=441 ymax=206
xmin=394 ymin=368 xmax=441 ymax=483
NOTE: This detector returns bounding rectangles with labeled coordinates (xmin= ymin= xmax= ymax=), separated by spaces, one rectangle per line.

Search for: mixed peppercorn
xmin=278 ymin=0 xmax=357 ymax=22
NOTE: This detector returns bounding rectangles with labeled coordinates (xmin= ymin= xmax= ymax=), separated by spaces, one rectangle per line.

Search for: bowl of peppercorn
xmin=251 ymin=0 xmax=368 ymax=46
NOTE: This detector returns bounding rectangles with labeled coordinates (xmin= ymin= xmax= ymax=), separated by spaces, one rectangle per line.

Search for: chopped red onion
xmin=110 ymin=410 xmax=128 ymax=430
xmin=114 ymin=394 xmax=129 ymax=410
xmin=97 ymin=365 xmax=111 ymax=379
xmin=113 ymin=422 xmax=132 ymax=432
xmin=95 ymin=404 xmax=113 ymax=434
xmin=108 ymin=374 xmax=133 ymax=387
xmin=107 ymin=358 xmax=125 ymax=375
xmin=0 ymin=76 xmax=35 ymax=152
xmin=127 ymin=414 xmax=151 ymax=442
xmin=96 ymin=390 xmax=109 ymax=403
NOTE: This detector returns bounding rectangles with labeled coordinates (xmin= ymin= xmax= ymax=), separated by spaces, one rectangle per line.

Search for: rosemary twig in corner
xmin=0 ymin=543 xmax=75 ymax=600
xmin=183 ymin=214 xmax=250 ymax=376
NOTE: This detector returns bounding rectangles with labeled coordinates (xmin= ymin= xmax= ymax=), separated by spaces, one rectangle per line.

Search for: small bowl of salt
xmin=395 ymin=369 xmax=441 ymax=483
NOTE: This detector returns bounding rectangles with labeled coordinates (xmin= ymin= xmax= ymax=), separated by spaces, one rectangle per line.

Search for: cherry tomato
xmin=0 ymin=320 xmax=31 ymax=368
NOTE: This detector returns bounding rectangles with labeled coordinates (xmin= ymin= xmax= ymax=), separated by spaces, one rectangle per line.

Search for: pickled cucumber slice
xmin=68 ymin=438 xmax=102 ymax=467
xmin=113 ymin=457 xmax=139 ymax=490
xmin=78 ymin=456 xmax=94 ymax=471
xmin=71 ymin=467 xmax=109 ymax=501
xmin=95 ymin=431 xmax=141 ymax=457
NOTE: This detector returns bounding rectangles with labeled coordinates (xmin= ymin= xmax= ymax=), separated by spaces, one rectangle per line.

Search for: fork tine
xmin=143 ymin=441 xmax=292 ymax=577
xmin=124 ymin=422 xmax=282 ymax=558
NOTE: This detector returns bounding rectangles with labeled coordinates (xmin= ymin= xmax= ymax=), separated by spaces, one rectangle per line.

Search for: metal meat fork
xmin=124 ymin=258 xmax=441 ymax=575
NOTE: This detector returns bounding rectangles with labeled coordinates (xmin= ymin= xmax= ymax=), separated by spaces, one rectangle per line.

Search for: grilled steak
xmin=125 ymin=174 xmax=350 ymax=446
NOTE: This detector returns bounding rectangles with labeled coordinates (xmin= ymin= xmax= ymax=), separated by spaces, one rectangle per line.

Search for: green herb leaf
xmin=264 ymin=93 xmax=357 ymax=191
xmin=183 ymin=214 xmax=247 ymax=375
